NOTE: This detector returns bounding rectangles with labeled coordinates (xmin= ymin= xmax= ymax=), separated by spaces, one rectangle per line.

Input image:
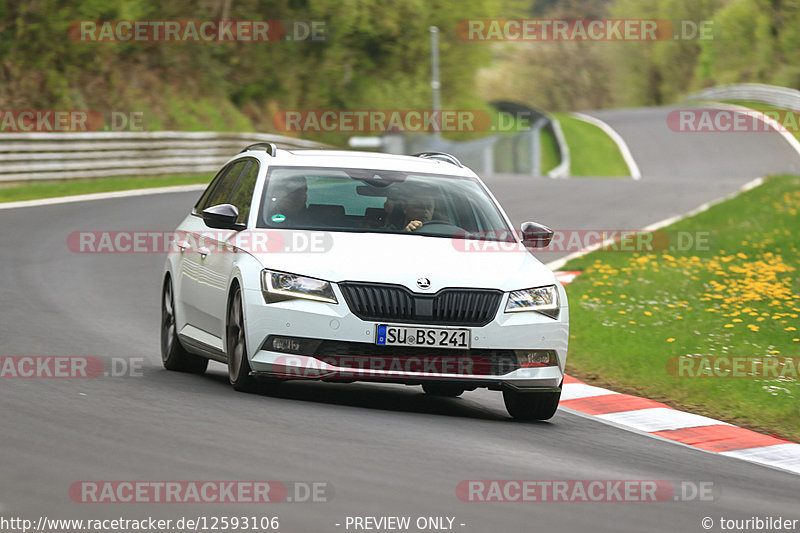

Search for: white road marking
xmin=571 ymin=112 xmax=642 ymax=179
xmin=545 ymin=176 xmax=765 ymax=271
xmin=596 ymin=407 xmax=731 ymax=432
xmin=721 ymin=443 xmax=800 ymax=475
xmin=705 ymin=102 xmax=800 ymax=159
xmin=561 ymin=382 xmax=618 ymax=400
xmin=0 ymin=184 xmax=206 ymax=210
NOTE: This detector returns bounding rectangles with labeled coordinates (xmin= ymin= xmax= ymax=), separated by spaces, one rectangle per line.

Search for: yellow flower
xmin=732 ymin=318 xmax=742 ymax=322
xmin=724 ymin=324 xmax=734 ymax=328
xmin=748 ymin=325 xmax=760 ymax=331
xmin=618 ymin=310 xmax=627 ymax=315
xmin=644 ymin=311 xmax=652 ymax=316
xmin=667 ymin=338 xmax=675 ymax=342
xmin=786 ymin=327 xmax=797 ymax=331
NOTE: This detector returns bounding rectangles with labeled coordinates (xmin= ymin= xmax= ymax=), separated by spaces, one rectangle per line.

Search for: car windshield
xmin=257 ymin=166 xmax=515 ymax=241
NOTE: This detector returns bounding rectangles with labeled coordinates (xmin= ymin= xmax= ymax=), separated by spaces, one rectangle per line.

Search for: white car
xmin=161 ymin=145 xmax=568 ymax=420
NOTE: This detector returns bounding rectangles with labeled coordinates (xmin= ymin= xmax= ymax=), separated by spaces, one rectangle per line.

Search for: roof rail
xmin=240 ymin=142 xmax=278 ymax=156
xmin=413 ymin=152 xmax=463 ymax=167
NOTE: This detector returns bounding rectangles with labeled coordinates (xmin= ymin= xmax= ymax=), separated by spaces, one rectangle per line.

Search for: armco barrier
xmin=686 ymin=83 xmax=800 ymax=110
xmin=0 ymin=131 xmax=325 ymax=182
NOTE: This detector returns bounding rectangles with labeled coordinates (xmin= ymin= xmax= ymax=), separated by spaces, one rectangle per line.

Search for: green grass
xmin=540 ymin=127 xmax=559 ymax=175
xmin=0 ymin=174 xmax=210 ymax=203
xmin=161 ymin=92 xmax=254 ymax=132
xmin=721 ymin=100 xmax=800 ymax=142
xmin=561 ymin=174 xmax=800 ymax=441
xmin=552 ymin=112 xmax=630 ymax=177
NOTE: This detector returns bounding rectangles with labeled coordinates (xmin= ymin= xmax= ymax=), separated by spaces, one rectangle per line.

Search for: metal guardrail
xmin=686 ymin=83 xmax=800 ymax=110
xmin=373 ymin=109 xmax=570 ymax=178
xmin=0 ymin=131 xmax=325 ymax=182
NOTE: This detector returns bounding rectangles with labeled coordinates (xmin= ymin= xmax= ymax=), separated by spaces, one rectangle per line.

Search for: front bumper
xmin=242 ymin=286 xmax=568 ymax=391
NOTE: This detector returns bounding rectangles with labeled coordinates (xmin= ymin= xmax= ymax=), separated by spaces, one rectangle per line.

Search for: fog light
xmin=263 ymin=335 xmax=321 ymax=355
xmin=515 ymin=350 xmax=558 ymax=368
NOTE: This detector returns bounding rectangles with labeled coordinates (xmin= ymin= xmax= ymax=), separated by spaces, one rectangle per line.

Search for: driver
xmin=400 ymin=191 xmax=436 ymax=232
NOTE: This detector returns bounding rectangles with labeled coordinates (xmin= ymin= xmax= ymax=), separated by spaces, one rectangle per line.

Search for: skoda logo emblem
xmin=416 ymin=277 xmax=431 ymax=290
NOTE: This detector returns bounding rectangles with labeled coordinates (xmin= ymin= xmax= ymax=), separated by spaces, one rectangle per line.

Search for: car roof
xmin=235 ymin=148 xmax=479 ymax=178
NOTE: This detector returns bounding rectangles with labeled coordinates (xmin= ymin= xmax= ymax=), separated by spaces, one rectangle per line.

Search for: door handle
xmin=198 ymin=246 xmax=210 ymax=259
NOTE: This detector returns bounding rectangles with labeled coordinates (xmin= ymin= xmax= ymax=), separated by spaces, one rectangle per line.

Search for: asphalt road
xmin=1 ymin=106 xmax=799 ymax=532
xmin=491 ymin=105 xmax=800 ymax=262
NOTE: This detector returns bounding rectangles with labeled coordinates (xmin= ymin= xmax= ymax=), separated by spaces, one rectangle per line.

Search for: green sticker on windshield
xmin=271 ymin=214 xmax=286 ymax=223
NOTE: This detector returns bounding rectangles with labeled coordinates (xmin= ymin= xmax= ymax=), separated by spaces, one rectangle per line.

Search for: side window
xmin=228 ymin=160 xmax=260 ymax=224
xmin=194 ymin=164 xmax=233 ymax=213
xmin=204 ymin=160 xmax=249 ymax=209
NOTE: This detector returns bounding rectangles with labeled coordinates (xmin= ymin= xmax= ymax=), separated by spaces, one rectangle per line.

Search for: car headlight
xmin=261 ymin=270 xmax=337 ymax=304
xmin=505 ymin=285 xmax=559 ymax=318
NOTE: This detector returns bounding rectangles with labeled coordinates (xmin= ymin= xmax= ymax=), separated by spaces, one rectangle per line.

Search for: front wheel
xmin=227 ymin=286 xmax=259 ymax=393
xmin=161 ymin=277 xmax=208 ymax=374
xmin=502 ymin=389 xmax=560 ymax=421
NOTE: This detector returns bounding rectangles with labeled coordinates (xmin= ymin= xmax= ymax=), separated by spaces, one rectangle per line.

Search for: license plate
xmin=375 ymin=325 xmax=471 ymax=349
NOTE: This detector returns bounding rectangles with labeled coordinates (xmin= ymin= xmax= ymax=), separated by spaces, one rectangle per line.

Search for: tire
xmin=502 ymin=389 xmax=561 ymax=421
xmin=161 ymin=277 xmax=208 ymax=374
xmin=422 ymin=383 xmax=465 ymax=397
xmin=227 ymin=285 xmax=259 ymax=393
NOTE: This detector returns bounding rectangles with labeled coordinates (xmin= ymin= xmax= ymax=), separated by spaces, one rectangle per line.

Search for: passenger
xmin=266 ymin=177 xmax=308 ymax=224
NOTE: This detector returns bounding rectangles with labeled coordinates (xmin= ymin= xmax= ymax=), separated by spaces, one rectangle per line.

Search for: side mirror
xmin=520 ymin=221 xmax=553 ymax=248
xmin=202 ymin=204 xmax=246 ymax=231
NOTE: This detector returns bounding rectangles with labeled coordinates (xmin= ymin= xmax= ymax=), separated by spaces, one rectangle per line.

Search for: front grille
xmin=339 ymin=282 xmax=502 ymax=326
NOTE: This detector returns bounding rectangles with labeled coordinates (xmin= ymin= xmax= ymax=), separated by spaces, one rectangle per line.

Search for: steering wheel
xmin=417 ymin=220 xmax=463 ymax=234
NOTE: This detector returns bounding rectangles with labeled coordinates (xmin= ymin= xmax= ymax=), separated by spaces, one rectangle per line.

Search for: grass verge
xmin=540 ymin=126 xmax=559 ymax=175
xmin=0 ymin=174 xmax=210 ymax=203
xmin=553 ymin=112 xmax=630 ymax=177
xmin=561 ymin=174 xmax=800 ymax=441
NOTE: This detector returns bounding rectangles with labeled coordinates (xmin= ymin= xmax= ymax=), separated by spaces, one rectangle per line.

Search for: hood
xmin=237 ymin=230 xmax=556 ymax=293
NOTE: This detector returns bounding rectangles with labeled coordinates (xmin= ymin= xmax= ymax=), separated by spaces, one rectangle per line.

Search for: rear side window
xmin=228 ymin=160 xmax=260 ymax=224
